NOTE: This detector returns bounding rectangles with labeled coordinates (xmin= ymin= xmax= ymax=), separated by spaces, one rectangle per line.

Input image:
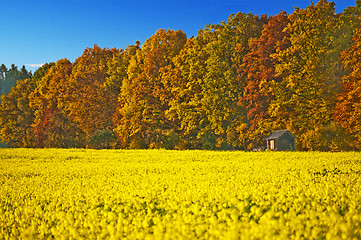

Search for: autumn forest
xmin=1 ymin=0 xmax=361 ymax=151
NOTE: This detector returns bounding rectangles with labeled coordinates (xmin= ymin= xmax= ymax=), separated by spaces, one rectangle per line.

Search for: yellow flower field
xmin=1 ymin=149 xmax=361 ymax=239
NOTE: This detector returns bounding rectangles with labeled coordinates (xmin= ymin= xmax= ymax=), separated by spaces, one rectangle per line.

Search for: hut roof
xmin=265 ymin=130 xmax=296 ymax=140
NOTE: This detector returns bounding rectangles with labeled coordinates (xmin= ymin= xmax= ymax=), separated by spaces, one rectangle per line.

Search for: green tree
xmin=0 ymin=64 xmax=7 ymax=97
xmin=0 ymin=63 xmax=50 ymax=147
xmin=0 ymin=64 xmax=31 ymax=100
xmin=87 ymin=129 xmax=117 ymax=149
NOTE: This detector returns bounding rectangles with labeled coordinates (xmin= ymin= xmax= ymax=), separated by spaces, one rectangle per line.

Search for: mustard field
xmin=1 ymin=149 xmax=361 ymax=239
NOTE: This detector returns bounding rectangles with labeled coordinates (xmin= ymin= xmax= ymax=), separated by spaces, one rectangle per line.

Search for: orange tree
xmin=335 ymin=25 xmax=361 ymax=149
xmin=65 ymin=45 xmax=120 ymax=147
xmin=29 ymin=59 xmax=84 ymax=148
xmin=237 ymin=11 xmax=290 ymax=149
xmin=0 ymin=63 xmax=55 ymax=147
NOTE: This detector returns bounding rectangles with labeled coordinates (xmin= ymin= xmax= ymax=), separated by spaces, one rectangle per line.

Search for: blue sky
xmin=0 ymin=0 xmax=356 ymax=72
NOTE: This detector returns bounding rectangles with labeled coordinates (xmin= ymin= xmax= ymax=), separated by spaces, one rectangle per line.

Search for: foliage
xmin=87 ymin=129 xmax=117 ymax=149
xmin=0 ymin=78 xmax=35 ymax=147
xmin=1 ymin=149 xmax=361 ymax=239
xmin=29 ymin=59 xmax=84 ymax=148
xmin=0 ymin=64 xmax=32 ymax=147
xmin=66 ymin=45 xmax=120 ymax=139
xmin=0 ymin=1 xmax=361 ymax=150
xmin=335 ymin=25 xmax=361 ymax=149
xmin=238 ymin=11 xmax=290 ymax=150
xmin=269 ymin=0 xmax=357 ymax=150
xmin=169 ymin=13 xmax=264 ymax=150
xmin=115 ymin=29 xmax=187 ymax=149
xmin=0 ymin=64 xmax=31 ymax=100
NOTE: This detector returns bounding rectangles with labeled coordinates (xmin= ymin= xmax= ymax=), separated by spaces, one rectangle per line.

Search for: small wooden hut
xmin=265 ymin=130 xmax=296 ymax=151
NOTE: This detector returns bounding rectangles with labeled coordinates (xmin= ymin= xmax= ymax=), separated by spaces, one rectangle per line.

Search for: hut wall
xmin=278 ymin=134 xmax=295 ymax=151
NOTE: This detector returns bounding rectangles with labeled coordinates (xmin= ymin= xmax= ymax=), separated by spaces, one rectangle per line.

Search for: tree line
xmin=1 ymin=0 xmax=361 ymax=150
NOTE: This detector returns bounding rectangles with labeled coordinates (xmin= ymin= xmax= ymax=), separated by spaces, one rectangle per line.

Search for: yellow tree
xmin=0 ymin=78 xmax=35 ymax=147
xmin=166 ymin=34 xmax=212 ymax=149
xmin=108 ymin=42 xmax=140 ymax=136
xmin=115 ymin=30 xmax=187 ymax=148
xmin=270 ymin=0 xmax=339 ymax=150
xmin=168 ymin=13 xmax=264 ymax=150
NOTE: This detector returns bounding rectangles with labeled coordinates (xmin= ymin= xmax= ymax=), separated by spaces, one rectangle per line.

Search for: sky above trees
xmin=0 ymin=0 xmax=355 ymax=72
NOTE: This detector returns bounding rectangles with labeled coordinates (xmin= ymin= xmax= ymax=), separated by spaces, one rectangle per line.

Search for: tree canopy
xmin=1 ymin=0 xmax=360 ymax=151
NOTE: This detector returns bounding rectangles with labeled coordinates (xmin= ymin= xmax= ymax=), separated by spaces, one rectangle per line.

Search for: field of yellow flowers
xmin=1 ymin=149 xmax=361 ymax=239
